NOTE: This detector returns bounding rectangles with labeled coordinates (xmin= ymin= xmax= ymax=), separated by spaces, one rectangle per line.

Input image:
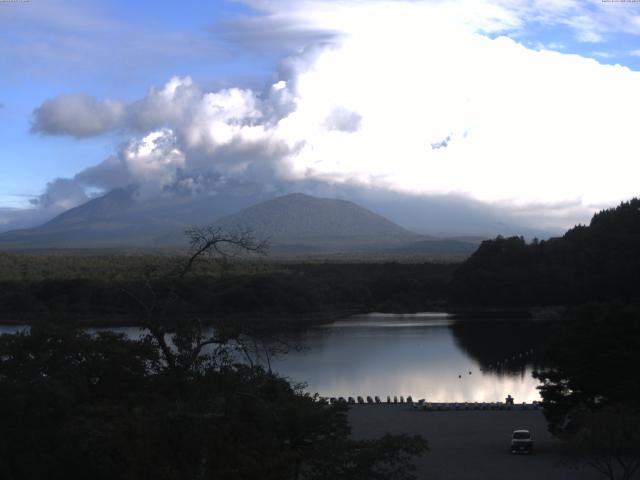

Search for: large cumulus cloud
xmin=62 ymin=76 xmax=292 ymax=198
xmin=22 ymin=0 xmax=640 ymax=232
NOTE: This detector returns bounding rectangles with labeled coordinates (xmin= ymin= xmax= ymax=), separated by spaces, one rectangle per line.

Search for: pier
xmin=325 ymin=396 xmax=542 ymax=411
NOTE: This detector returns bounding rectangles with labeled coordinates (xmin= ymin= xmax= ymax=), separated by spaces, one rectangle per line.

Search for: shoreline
xmin=0 ymin=309 xmax=359 ymax=329
xmin=0 ymin=305 xmax=564 ymax=328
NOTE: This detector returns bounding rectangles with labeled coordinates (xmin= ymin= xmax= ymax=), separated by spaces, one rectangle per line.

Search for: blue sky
xmin=0 ymin=0 xmax=277 ymax=206
xmin=2 ymin=0 xmax=640 ymax=230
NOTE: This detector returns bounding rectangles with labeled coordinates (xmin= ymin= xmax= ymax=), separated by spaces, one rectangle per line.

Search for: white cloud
xmin=129 ymin=76 xmax=202 ymax=131
xmin=232 ymin=0 xmax=640 ymax=46
xmin=31 ymin=94 xmax=124 ymax=138
xmin=260 ymin=18 xmax=640 ymax=207
xmin=30 ymin=177 xmax=89 ymax=210
xmin=592 ymin=51 xmax=614 ymax=58
xmin=117 ymin=129 xmax=186 ymax=200
xmin=25 ymin=0 xmax=640 ymax=228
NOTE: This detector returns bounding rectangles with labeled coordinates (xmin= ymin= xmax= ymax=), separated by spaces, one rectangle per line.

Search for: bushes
xmin=0 ymin=324 xmax=428 ymax=479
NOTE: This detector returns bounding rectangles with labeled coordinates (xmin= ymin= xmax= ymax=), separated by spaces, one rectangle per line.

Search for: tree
xmin=534 ymin=304 xmax=640 ymax=480
xmin=564 ymin=406 xmax=640 ymax=480
xmin=116 ymin=225 xmax=271 ymax=376
xmin=0 ymin=225 xmax=429 ymax=479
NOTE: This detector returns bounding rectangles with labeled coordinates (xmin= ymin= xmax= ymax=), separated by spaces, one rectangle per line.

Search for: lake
xmin=0 ymin=313 xmax=548 ymax=402
xmin=269 ymin=313 xmax=546 ymax=403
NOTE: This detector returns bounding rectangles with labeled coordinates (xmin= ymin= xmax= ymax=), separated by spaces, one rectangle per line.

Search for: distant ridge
xmin=214 ymin=193 xmax=416 ymax=247
xmin=0 ymin=188 xmax=248 ymax=249
xmin=43 ymin=187 xmax=137 ymax=228
xmin=0 ymin=190 xmax=481 ymax=256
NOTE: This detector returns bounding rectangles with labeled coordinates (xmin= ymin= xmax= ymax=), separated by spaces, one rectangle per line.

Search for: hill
xmin=450 ymin=198 xmax=640 ymax=306
xmin=0 ymin=188 xmax=258 ymax=249
xmin=210 ymin=193 xmax=421 ymax=251
xmin=0 ymin=189 xmax=485 ymax=255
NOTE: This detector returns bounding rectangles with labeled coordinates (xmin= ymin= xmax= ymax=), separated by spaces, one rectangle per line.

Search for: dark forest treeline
xmin=448 ymin=199 xmax=640 ymax=474
xmin=3 ymin=198 xmax=640 ymax=321
xmin=450 ymin=198 xmax=640 ymax=307
xmin=0 ymin=261 xmax=456 ymax=323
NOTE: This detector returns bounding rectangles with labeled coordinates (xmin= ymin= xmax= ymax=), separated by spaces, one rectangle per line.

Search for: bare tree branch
xmin=117 ymin=225 xmax=269 ymax=373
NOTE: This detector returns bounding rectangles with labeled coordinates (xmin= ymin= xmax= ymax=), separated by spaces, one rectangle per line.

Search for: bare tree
xmin=178 ymin=225 xmax=268 ymax=279
xmin=122 ymin=226 xmax=268 ymax=372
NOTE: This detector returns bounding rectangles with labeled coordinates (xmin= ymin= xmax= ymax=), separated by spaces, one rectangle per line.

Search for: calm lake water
xmin=0 ymin=313 xmax=548 ymax=402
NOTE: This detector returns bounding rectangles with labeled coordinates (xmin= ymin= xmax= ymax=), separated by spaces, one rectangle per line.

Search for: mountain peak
xmin=44 ymin=187 xmax=137 ymax=228
xmin=214 ymin=193 xmax=416 ymax=248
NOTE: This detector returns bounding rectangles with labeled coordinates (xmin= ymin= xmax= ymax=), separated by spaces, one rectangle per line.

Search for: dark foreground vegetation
xmin=533 ymin=303 xmax=640 ymax=480
xmin=2 ymin=200 xmax=640 ymax=478
xmin=0 ymin=255 xmax=455 ymax=324
xmin=0 ymin=226 xmax=428 ymax=480
xmin=0 ymin=322 xmax=427 ymax=480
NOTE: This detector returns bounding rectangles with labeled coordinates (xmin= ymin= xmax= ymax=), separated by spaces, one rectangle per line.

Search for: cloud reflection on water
xmin=272 ymin=314 xmax=543 ymax=402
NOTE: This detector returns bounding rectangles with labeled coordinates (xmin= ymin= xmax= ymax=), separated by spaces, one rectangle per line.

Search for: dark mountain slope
xmin=451 ymin=198 xmax=640 ymax=306
xmin=0 ymin=189 xmax=481 ymax=255
xmin=0 ymin=189 xmax=253 ymax=249
xmin=212 ymin=193 xmax=421 ymax=250
xmin=43 ymin=188 xmax=137 ymax=228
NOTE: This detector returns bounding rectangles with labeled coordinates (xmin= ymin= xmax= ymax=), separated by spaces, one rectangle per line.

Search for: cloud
xmin=31 ymin=94 xmax=124 ymax=138
xmin=72 ymin=129 xmax=184 ymax=200
xmin=119 ymin=129 xmax=186 ymax=200
xmin=128 ymin=76 xmax=203 ymax=132
xmin=592 ymin=51 xmax=613 ymax=59
xmin=230 ymin=0 xmax=640 ymax=46
xmin=65 ymin=77 xmax=291 ymax=197
xmin=0 ymin=0 xmax=223 ymax=83
xmin=212 ymin=13 xmax=340 ymax=51
xmin=323 ymin=107 xmax=362 ymax=133
xmin=19 ymin=0 xmax=640 ymax=233
xmin=74 ymin=155 xmax=134 ymax=192
xmin=29 ymin=177 xmax=89 ymax=210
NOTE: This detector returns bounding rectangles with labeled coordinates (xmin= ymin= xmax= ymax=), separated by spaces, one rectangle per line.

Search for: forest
xmin=0 ymin=226 xmax=431 ymax=480
xmin=2 ymin=200 xmax=640 ymax=479
xmin=0 ymin=255 xmax=456 ymax=325
xmin=2 ymin=199 xmax=639 ymax=325
xmin=451 ymin=198 xmax=640 ymax=307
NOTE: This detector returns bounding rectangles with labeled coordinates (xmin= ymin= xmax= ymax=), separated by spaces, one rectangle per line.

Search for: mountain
xmin=0 ymin=190 xmax=420 ymax=251
xmin=0 ymin=189 xmax=484 ymax=255
xmin=210 ymin=193 xmax=418 ymax=250
xmin=42 ymin=187 xmax=137 ymax=228
xmin=0 ymin=188 xmax=257 ymax=249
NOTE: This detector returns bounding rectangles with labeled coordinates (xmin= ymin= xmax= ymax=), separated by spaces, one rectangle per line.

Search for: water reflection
xmin=0 ymin=314 xmax=547 ymax=402
xmin=0 ymin=325 xmax=28 ymax=335
xmin=270 ymin=313 xmax=544 ymax=402
xmin=450 ymin=319 xmax=548 ymax=377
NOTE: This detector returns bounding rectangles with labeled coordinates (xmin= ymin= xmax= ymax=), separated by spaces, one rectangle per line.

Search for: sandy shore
xmin=348 ymin=405 xmax=603 ymax=480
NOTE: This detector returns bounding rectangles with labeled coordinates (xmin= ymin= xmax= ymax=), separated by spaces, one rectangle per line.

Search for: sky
xmin=1 ymin=0 xmax=640 ymax=233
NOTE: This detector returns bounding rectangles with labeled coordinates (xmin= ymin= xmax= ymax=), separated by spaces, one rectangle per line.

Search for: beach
xmin=349 ymin=405 xmax=603 ymax=480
